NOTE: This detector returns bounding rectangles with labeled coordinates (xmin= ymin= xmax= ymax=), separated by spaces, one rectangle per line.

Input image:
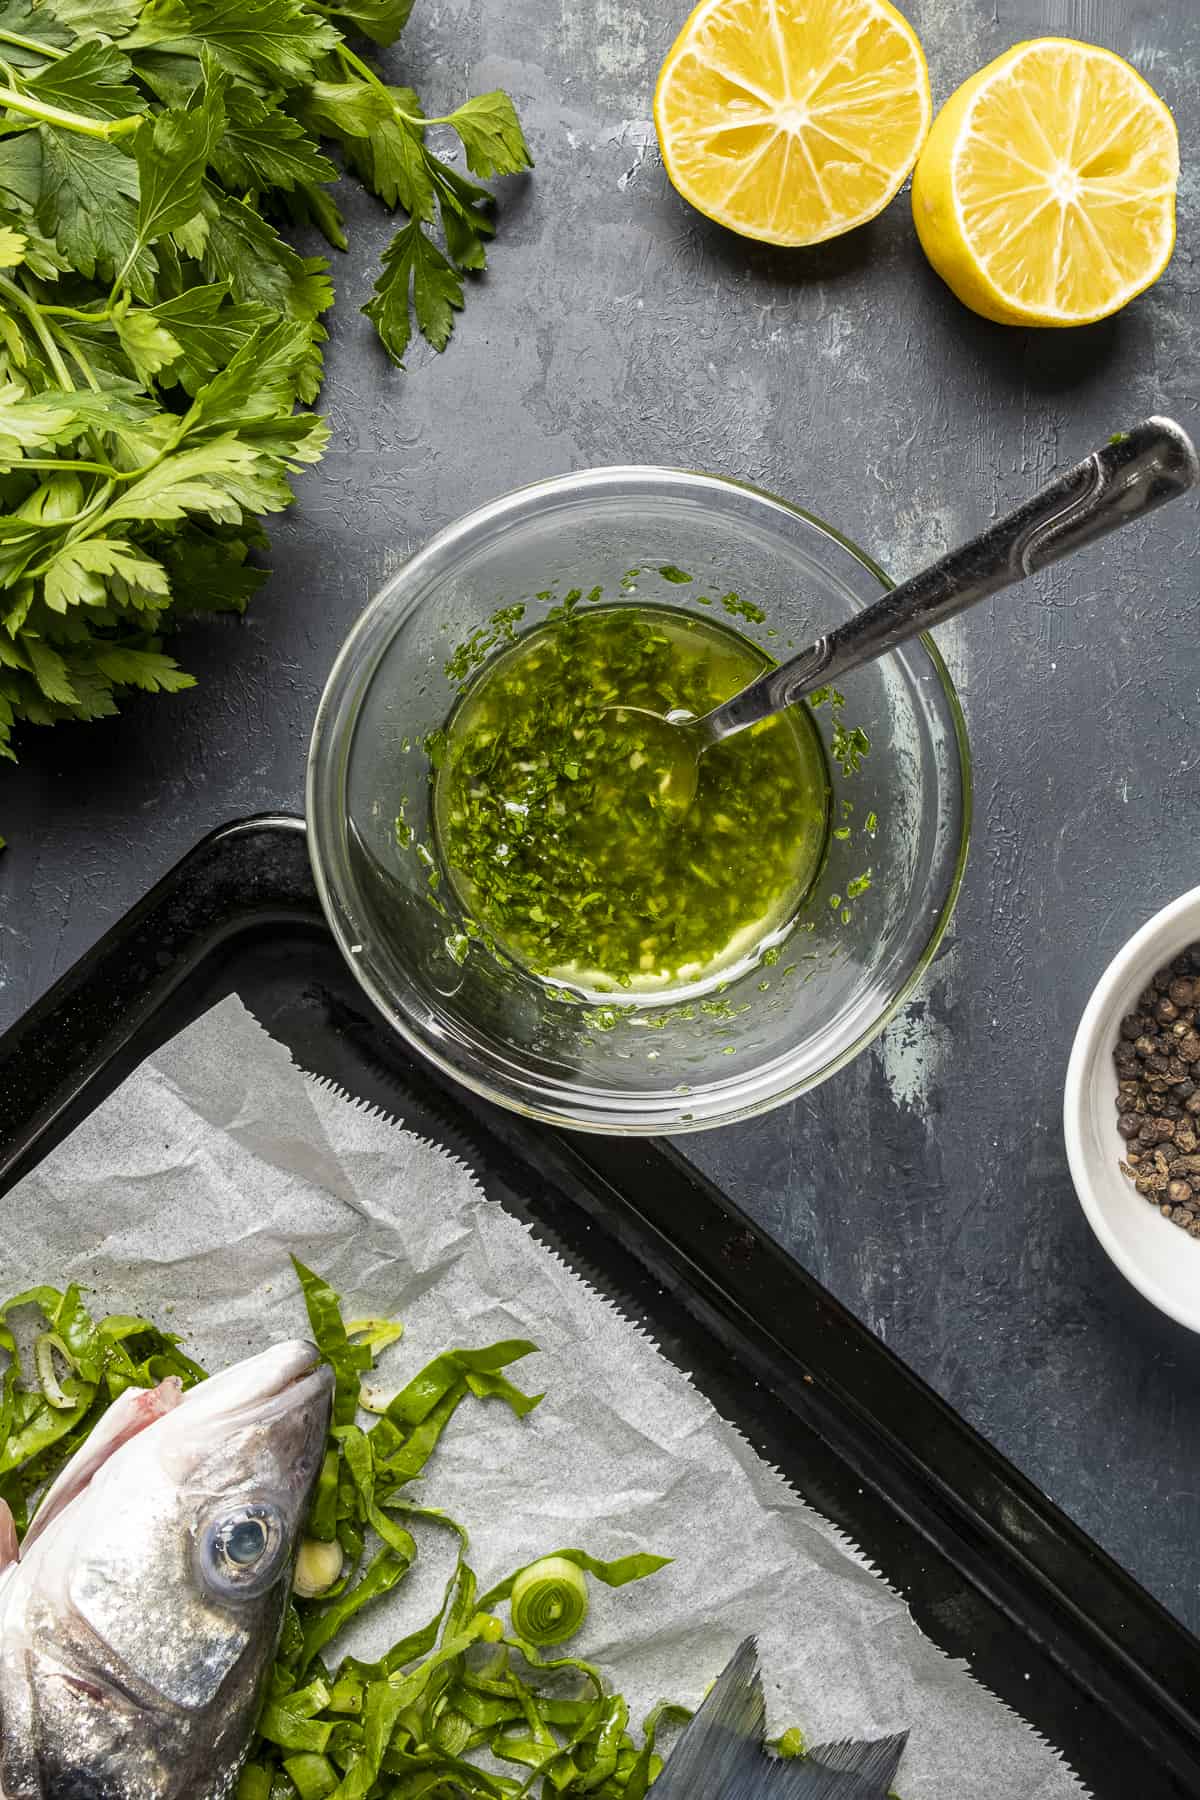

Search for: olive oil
xmin=433 ymin=604 xmax=830 ymax=995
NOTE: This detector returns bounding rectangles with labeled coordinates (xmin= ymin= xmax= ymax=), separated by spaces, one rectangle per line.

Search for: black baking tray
xmin=2 ymin=814 xmax=1199 ymax=1798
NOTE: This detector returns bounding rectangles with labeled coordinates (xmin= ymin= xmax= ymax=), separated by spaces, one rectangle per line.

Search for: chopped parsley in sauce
xmin=432 ymin=604 xmax=830 ymax=991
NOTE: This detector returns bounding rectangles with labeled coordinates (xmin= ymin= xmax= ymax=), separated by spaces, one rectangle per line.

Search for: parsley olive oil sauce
xmin=432 ymin=603 xmax=830 ymax=999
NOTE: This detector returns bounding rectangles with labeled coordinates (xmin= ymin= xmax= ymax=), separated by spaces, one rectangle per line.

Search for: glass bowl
xmin=307 ymin=467 xmax=971 ymax=1133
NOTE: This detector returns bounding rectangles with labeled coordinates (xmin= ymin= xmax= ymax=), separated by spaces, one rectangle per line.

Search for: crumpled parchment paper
xmin=1 ymin=996 xmax=1087 ymax=1799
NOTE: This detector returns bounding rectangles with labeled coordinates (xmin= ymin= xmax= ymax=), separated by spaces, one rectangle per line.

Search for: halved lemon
xmin=912 ymin=38 xmax=1179 ymax=326
xmin=653 ymin=0 xmax=932 ymax=247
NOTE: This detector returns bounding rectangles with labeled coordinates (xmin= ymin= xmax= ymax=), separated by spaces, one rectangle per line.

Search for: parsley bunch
xmin=0 ymin=0 xmax=531 ymax=769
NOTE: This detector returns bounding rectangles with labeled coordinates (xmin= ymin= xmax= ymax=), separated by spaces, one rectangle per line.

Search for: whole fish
xmin=0 ymin=1339 xmax=333 ymax=1800
xmin=652 ymin=1637 xmax=908 ymax=1799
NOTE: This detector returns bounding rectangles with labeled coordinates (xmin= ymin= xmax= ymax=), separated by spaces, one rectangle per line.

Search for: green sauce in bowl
xmin=433 ymin=603 xmax=830 ymax=994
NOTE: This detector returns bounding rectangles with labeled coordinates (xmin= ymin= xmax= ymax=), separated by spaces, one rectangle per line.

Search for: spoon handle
xmin=703 ymin=417 xmax=1198 ymax=741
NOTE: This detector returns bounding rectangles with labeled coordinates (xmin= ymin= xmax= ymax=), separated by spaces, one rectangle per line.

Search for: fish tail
xmin=647 ymin=1636 xmax=767 ymax=1798
xmin=649 ymin=1642 xmax=909 ymax=1800
xmin=778 ymin=1732 xmax=909 ymax=1797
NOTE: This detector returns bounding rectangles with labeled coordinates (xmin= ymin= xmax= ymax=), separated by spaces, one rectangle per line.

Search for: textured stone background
xmin=3 ymin=0 xmax=1200 ymax=1627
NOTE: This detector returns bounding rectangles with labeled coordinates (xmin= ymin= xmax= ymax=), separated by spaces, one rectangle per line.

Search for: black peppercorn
xmin=1114 ymin=944 xmax=1200 ymax=1237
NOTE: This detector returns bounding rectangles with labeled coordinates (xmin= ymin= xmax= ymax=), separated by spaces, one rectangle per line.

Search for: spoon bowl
xmin=599 ymin=704 xmax=704 ymax=815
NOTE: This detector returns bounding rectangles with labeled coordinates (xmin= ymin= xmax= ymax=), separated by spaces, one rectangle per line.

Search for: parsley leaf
xmin=25 ymin=43 xmax=147 ymax=123
xmin=184 ymin=319 xmax=320 ymax=433
xmin=36 ymin=129 xmax=140 ymax=285
xmin=282 ymin=180 xmax=348 ymax=253
xmin=102 ymin=435 xmax=295 ymax=526
xmin=210 ymin=88 xmax=337 ymax=195
xmin=198 ymin=189 xmax=326 ymax=317
xmin=126 ymin=0 xmax=341 ymax=86
xmin=299 ymin=79 xmax=434 ymax=217
xmin=159 ymin=524 xmax=267 ymax=615
xmin=131 ymin=84 xmax=226 ymax=258
xmin=43 ymin=540 xmax=170 ymax=614
xmin=0 ymin=226 xmax=26 ymax=271
xmin=0 ymin=1 xmax=70 ymax=65
xmin=112 ymin=305 xmax=182 ymax=384
xmin=313 ymin=0 xmax=417 ymax=46
xmin=0 ymin=135 xmax=45 ymax=211
xmin=148 ymin=282 xmax=275 ymax=392
xmin=443 ymin=90 xmax=532 ymax=179
xmin=0 ymin=379 xmax=153 ymax=457
xmin=433 ymin=159 xmax=496 ymax=270
xmin=363 ymin=215 xmax=462 ymax=367
xmin=46 ymin=0 xmax=143 ymax=35
xmin=23 ymin=634 xmax=77 ymax=705
xmin=358 ymin=107 xmax=434 ymax=215
xmin=92 ymin=644 xmax=194 ymax=692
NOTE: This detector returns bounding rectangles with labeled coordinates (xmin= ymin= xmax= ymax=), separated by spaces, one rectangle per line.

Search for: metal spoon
xmin=609 ymin=416 xmax=1199 ymax=811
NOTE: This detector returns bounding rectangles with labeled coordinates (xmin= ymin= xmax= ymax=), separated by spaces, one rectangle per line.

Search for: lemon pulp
xmin=654 ymin=0 xmax=931 ymax=247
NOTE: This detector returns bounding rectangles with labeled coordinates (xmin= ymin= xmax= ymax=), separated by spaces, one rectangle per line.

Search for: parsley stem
xmin=0 ymin=28 xmax=65 ymax=60
xmin=0 ymin=272 xmax=71 ymax=388
xmin=14 ymin=457 xmax=122 ymax=478
xmin=0 ymin=84 xmax=143 ymax=139
xmin=46 ymin=315 xmax=100 ymax=392
xmin=7 ymin=274 xmax=110 ymax=505
xmin=335 ymin=43 xmax=430 ymax=129
xmin=31 ymin=302 xmax=111 ymax=323
xmin=335 ymin=43 xmax=388 ymax=93
xmin=330 ymin=46 xmax=462 ymax=135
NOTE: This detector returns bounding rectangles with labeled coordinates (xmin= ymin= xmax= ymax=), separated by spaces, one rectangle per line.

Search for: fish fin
xmin=650 ymin=1637 xmax=766 ymax=1799
xmin=0 ymin=1498 xmax=16 ymax=1569
xmin=21 ymin=1377 xmax=185 ymax=1551
xmin=801 ymin=1732 xmax=910 ymax=1795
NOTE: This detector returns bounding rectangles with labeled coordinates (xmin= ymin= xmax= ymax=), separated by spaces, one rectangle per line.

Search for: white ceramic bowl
xmin=1064 ymin=887 xmax=1200 ymax=1331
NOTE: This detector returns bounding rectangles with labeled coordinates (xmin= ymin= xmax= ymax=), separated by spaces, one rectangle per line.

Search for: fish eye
xmin=227 ymin=1518 xmax=268 ymax=1564
xmin=198 ymin=1501 xmax=289 ymax=1602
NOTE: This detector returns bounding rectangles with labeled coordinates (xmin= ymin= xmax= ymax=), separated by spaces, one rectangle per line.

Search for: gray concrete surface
xmin=3 ymin=0 xmax=1200 ymax=1629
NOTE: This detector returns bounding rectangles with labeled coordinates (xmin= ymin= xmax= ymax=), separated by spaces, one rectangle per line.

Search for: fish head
xmin=1 ymin=1340 xmax=333 ymax=1800
xmin=49 ymin=1338 xmax=332 ymax=1711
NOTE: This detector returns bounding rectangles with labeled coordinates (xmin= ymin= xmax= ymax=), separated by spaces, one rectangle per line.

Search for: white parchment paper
xmin=0 ymin=997 xmax=1087 ymax=1799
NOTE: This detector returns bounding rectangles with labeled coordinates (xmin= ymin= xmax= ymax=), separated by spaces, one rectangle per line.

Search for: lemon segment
xmin=654 ymin=0 xmax=932 ymax=248
xmin=912 ymin=38 xmax=1179 ymax=326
